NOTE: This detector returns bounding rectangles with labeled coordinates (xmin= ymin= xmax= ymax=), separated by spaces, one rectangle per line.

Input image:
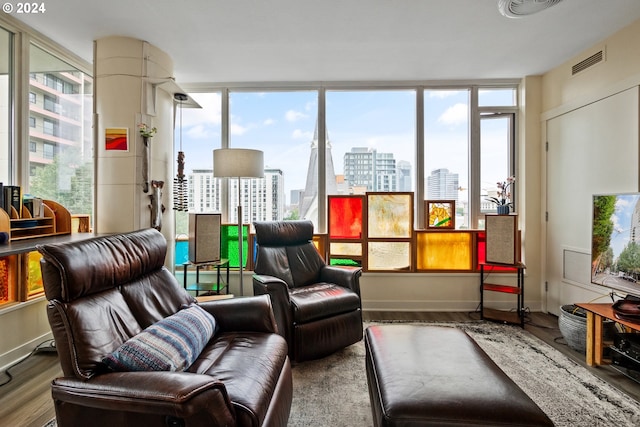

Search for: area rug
xmin=44 ymin=320 xmax=640 ymax=426
xmin=289 ymin=321 xmax=640 ymax=427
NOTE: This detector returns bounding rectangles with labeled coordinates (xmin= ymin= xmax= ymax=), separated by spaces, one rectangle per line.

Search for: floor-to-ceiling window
xmin=181 ymin=83 xmax=518 ymax=271
xmin=228 ymin=90 xmax=318 ymax=225
xmin=477 ymin=87 xmax=517 ymax=227
xmin=0 ymin=26 xmax=11 ymax=186
xmin=173 ymin=92 xmax=222 ymax=235
xmin=0 ymin=23 xmax=93 ymax=307
xmin=326 ymin=90 xmax=416 ymax=194
xmin=424 ymin=89 xmax=470 ymax=229
xmin=0 ymin=25 xmax=12 ymax=305
xmin=27 ymin=44 xmax=94 ymax=223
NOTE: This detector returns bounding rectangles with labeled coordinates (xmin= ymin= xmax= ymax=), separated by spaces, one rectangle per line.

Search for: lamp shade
xmin=213 ymin=148 xmax=264 ymax=178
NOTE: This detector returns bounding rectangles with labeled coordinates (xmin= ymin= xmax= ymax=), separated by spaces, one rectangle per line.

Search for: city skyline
xmin=175 ymin=90 xmax=484 ymax=196
xmin=175 ymin=89 xmax=514 ymax=224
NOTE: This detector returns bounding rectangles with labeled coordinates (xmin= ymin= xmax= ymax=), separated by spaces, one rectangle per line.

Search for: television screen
xmin=591 ymin=193 xmax=640 ymax=298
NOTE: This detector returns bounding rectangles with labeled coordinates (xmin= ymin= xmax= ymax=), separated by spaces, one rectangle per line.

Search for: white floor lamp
xmin=213 ymin=148 xmax=264 ymax=296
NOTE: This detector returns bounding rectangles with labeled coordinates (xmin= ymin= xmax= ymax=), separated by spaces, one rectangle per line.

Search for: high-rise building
xmin=344 ymin=147 xmax=397 ymax=192
xmin=25 ymin=57 xmax=93 ymax=217
xmin=397 ymin=160 xmax=412 ymax=192
xmin=189 ymin=169 xmax=221 ymax=213
xmin=631 ymin=197 xmax=640 ymax=245
xmin=28 ymin=71 xmax=92 ymax=175
xmin=427 ymin=168 xmax=459 ymax=201
xmin=189 ymin=168 xmax=284 ymax=222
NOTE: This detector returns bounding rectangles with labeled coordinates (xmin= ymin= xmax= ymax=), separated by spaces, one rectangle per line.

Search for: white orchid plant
xmin=486 ymin=175 xmax=515 ymax=207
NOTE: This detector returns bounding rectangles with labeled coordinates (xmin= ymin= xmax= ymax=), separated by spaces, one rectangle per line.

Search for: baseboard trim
xmin=0 ymin=331 xmax=54 ymax=372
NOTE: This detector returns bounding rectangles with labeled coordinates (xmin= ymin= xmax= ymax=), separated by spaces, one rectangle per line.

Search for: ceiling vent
xmin=572 ymin=48 xmax=605 ymax=76
xmin=498 ymin=0 xmax=564 ymax=18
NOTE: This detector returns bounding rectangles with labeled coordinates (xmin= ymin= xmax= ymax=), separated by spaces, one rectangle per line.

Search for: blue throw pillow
xmin=102 ymin=303 xmax=217 ymax=372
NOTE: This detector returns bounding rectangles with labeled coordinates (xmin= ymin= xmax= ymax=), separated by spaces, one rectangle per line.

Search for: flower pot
xmin=558 ymin=304 xmax=617 ymax=354
xmin=496 ymin=205 xmax=510 ymax=215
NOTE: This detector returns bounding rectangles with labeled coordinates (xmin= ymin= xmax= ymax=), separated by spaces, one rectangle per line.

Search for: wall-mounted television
xmin=591 ymin=193 xmax=640 ymax=298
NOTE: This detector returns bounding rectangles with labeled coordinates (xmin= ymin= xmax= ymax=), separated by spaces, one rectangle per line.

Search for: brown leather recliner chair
xmin=38 ymin=228 xmax=292 ymax=427
xmin=252 ymin=220 xmax=363 ymax=363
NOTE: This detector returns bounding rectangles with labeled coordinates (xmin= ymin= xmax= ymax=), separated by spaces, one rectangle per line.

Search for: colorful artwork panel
xmin=27 ymin=251 xmax=44 ymax=298
xmin=367 ymin=241 xmax=411 ymax=271
xmin=0 ymin=257 xmax=9 ymax=304
xmin=367 ymin=193 xmax=413 ymax=238
xmin=425 ymin=200 xmax=455 ymax=229
xmin=221 ymin=224 xmax=249 ymax=268
xmin=105 ymin=127 xmax=128 ymax=151
xmin=330 ymin=242 xmax=363 ymax=257
xmin=416 ymin=231 xmax=472 ymax=270
xmin=328 ymin=196 xmax=363 ymax=239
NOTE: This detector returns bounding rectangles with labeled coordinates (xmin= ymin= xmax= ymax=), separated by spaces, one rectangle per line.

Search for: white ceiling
xmin=12 ymin=0 xmax=640 ymax=84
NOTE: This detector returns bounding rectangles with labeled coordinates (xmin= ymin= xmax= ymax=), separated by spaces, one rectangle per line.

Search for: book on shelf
xmin=23 ymin=196 xmax=44 ymax=218
xmin=33 ymin=197 xmax=44 ymax=217
xmin=3 ymin=185 xmax=21 ymax=218
xmin=9 ymin=186 xmax=21 ymax=218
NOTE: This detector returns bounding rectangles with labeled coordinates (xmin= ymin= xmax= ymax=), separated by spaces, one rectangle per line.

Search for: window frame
xmin=0 ymin=15 xmax=93 ymax=309
xmin=185 ymin=82 xmax=519 ymax=234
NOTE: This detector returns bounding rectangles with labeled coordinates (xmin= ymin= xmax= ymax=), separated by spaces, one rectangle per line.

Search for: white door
xmin=545 ymin=88 xmax=639 ymax=315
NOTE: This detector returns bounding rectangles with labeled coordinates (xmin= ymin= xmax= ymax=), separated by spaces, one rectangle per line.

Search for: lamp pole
xmin=237 ymin=177 xmax=244 ymax=296
xmin=213 ymin=148 xmax=263 ymax=298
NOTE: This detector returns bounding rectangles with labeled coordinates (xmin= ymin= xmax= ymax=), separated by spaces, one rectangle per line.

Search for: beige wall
xmin=542 ymin=19 xmax=640 ymax=112
xmin=540 ymin=18 xmax=640 ymax=314
xmin=0 ymin=299 xmax=51 ymax=370
xmin=94 ymin=36 xmax=176 ymax=243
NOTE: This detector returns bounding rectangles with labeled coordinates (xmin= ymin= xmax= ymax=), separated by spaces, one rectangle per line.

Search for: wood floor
xmin=2 ymin=311 xmax=640 ymax=427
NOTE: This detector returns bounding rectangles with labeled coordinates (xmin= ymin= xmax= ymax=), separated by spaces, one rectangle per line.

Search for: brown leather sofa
xmin=38 ymin=228 xmax=292 ymax=427
xmin=252 ymin=220 xmax=363 ymax=363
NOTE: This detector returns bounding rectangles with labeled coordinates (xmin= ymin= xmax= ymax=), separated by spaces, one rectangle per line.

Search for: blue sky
xmin=606 ymin=193 xmax=640 ymax=258
xmin=175 ymin=89 xmax=510 ymax=201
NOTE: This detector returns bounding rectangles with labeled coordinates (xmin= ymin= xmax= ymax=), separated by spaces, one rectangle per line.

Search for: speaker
xmin=188 ymin=213 xmax=221 ymax=263
xmin=485 ymin=213 xmax=519 ymax=264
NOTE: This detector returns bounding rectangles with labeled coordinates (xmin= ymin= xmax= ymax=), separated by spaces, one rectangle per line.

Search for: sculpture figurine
xmin=149 ymin=180 xmax=165 ymax=231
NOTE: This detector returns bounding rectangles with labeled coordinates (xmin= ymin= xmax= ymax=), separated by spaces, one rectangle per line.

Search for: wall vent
xmin=572 ymin=49 xmax=605 ymax=76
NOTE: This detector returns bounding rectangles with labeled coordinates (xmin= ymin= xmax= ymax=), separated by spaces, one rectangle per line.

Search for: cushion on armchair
xmin=102 ymin=303 xmax=217 ymax=372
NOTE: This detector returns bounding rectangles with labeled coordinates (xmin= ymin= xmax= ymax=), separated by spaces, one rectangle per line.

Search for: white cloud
xmin=292 ymin=129 xmax=313 ymax=140
xmin=264 ymin=118 xmax=275 ymax=126
xmin=186 ymin=124 xmax=215 ymax=139
xmin=183 ymin=93 xmax=222 ymax=127
xmin=285 ymin=109 xmax=308 ymax=122
xmin=438 ymin=103 xmax=468 ymax=126
xmin=230 ymin=122 xmax=248 ymax=136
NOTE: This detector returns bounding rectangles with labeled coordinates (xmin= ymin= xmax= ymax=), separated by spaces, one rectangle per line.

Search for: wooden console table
xmin=576 ymin=303 xmax=640 ymax=366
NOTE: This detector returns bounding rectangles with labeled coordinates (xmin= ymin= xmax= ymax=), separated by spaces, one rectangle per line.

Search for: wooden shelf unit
xmin=480 ymin=262 xmax=526 ymax=327
xmin=0 ymin=200 xmax=71 ymax=241
xmin=0 ymin=200 xmax=74 ymax=305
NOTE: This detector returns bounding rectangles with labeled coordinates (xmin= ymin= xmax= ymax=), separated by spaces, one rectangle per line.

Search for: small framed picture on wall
xmin=105 ymin=127 xmax=129 ymax=151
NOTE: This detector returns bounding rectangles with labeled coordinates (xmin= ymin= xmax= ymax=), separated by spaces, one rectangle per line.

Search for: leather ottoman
xmin=364 ymin=325 xmax=554 ymax=426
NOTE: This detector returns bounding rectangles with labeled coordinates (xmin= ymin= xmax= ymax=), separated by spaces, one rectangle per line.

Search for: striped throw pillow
xmin=102 ymin=304 xmax=217 ymax=372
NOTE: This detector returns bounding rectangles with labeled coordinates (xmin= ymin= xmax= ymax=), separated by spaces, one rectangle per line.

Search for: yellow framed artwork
xmin=425 ymin=200 xmax=455 ymax=229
